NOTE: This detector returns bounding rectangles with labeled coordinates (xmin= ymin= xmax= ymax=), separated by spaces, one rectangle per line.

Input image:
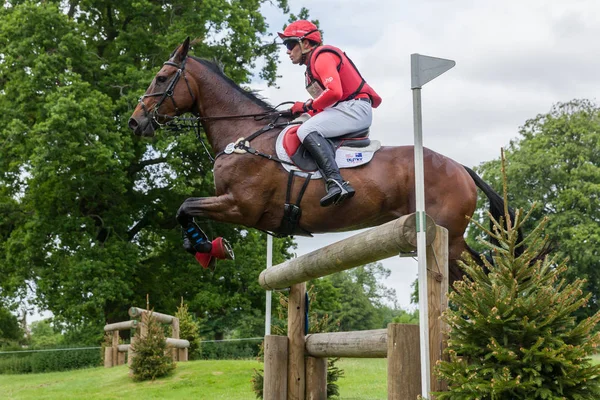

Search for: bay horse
xmin=128 ymin=38 xmax=512 ymax=283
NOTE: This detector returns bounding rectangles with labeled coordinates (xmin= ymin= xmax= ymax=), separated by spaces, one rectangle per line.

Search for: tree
xmin=306 ymin=262 xmax=398 ymax=332
xmin=29 ymin=319 xmax=63 ymax=348
xmin=0 ymin=0 xmax=297 ymax=341
xmin=0 ymin=305 xmax=23 ymax=346
xmin=130 ymin=312 xmax=175 ymax=381
xmin=437 ymin=164 xmax=600 ymax=399
xmin=472 ymin=99 xmax=600 ymax=317
xmin=175 ymin=301 xmax=202 ymax=359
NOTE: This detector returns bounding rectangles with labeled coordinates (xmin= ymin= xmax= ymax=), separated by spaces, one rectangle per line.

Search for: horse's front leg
xmin=176 ymin=195 xmax=239 ymax=268
xmin=176 ymin=194 xmax=243 ymax=224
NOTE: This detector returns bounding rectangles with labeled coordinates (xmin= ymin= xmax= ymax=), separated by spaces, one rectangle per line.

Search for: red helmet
xmin=277 ymin=20 xmax=322 ymax=44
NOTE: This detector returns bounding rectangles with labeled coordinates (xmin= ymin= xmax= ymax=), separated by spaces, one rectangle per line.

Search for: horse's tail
xmin=462 ymin=165 xmax=524 ymax=258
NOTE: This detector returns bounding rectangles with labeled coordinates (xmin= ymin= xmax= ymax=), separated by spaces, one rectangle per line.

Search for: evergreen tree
xmin=130 ymin=311 xmax=175 ymax=381
xmin=175 ymin=301 xmax=202 ymax=360
xmin=436 ymin=156 xmax=600 ymax=399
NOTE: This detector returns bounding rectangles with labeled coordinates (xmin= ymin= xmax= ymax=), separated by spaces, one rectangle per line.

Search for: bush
xmin=199 ymin=339 xmax=260 ymax=360
xmin=436 ymin=167 xmax=600 ymax=399
xmin=130 ymin=311 xmax=175 ymax=381
xmin=0 ymin=346 xmax=101 ymax=374
xmin=175 ymin=302 xmax=202 ymax=360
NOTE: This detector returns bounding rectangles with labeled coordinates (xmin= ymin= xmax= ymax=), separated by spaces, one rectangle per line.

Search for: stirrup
xmin=321 ymin=179 xmax=354 ymax=207
xmin=332 ymin=180 xmax=355 ymax=205
xmin=327 ymin=179 xmax=350 ymax=196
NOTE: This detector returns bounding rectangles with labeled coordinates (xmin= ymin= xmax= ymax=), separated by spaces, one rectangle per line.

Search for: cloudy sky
xmin=254 ymin=0 xmax=600 ymax=308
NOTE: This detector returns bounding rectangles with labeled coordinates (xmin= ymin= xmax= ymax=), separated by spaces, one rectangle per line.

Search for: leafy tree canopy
xmin=0 ymin=0 xmax=297 ymax=341
xmin=472 ymin=99 xmax=600 ymax=316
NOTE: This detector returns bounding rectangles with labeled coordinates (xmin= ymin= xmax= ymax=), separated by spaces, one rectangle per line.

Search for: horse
xmin=128 ymin=38 xmax=513 ymax=283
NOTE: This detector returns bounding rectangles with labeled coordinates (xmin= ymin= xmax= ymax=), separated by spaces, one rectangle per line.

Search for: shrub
xmin=175 ymin=302 xmax=202 ymax=360
xmin=436 ymin=162 xmax=600 ymax=399
xmin=130 ymin=311 xmax=175 ymax=381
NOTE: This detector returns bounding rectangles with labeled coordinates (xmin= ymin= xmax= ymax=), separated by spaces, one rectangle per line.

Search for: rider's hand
xmin=290 ymin=100 xmax=314 ymax=115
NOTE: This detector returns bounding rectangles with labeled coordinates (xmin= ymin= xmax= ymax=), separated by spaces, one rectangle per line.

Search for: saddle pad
xmin=275 ymin=125 xmax=381 ymax=179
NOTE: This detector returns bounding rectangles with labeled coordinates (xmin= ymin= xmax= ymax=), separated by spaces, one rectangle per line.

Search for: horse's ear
xmin=173 ymin=37 xmax=190 ymax=63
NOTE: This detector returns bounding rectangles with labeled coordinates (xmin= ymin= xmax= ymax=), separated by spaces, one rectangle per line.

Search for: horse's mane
xmin=190 ymin=56 xmax=275 ymax=111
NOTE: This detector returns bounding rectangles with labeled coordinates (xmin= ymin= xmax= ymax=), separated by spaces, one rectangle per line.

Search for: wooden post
xmin=117 ymin=349 xmax=126 ymax=365
xmin=111 ymin=331 xmax=119 ymax=368
xmin=306 ymin=357 xmax=327 ymax=400
xmin=104 ymin=346 xmax=113 ymax=368
xmin=178 ymin=347 xmax=188 ymax=362
xmin=172 ymin=318 xmax=180 ymax=361
xmin=387 ymin=324 xmax=420 ymax=400
xmin=427 ymin=226 xmax=449 ymax=394
xmin=264 ymin=335 xmax=288 ymax=400
xmin=128 ymin=337 xmax=136 ymax=367
xmin=288 ymin=282 xmax=306 ymax=400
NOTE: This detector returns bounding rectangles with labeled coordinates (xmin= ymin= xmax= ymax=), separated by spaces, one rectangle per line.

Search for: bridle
xmin=138 ymin=58 xmax=196 ymax=126
xmin=137 ymin=56 xmax=299 ymax=162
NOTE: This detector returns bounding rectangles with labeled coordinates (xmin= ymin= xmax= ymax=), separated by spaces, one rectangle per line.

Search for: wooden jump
xmin=260 ymin=213 xmax=448 ymax=400
xmin=103 ymin=308 xmax=189 ymax=368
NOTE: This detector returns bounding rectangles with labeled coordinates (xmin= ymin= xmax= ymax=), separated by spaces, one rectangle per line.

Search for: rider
xmin=279 ymin=20 xmax=382 ymax=207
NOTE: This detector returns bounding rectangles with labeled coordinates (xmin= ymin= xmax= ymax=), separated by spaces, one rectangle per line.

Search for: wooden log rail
xmin=259 ymin=213 xmax=436 ymax=291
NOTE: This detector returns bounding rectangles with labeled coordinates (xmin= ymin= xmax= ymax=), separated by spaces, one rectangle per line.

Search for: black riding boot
xmin=302 ymin=132 xmax=355 ymax=207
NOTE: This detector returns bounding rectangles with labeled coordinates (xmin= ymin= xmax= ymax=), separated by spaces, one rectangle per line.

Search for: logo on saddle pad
xmin=275 ymin=125 xmax=381 ymax=179
xmin=345 ymin=152 xmax=363 ymax=163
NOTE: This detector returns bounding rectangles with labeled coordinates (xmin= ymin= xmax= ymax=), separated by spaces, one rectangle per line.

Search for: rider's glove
xmin=290 ymin=100 xmax=314 ymax=115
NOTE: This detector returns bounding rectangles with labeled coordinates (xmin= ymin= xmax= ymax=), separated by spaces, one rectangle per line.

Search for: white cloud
xmin=255 ymin=0 xmax=600 ymax=308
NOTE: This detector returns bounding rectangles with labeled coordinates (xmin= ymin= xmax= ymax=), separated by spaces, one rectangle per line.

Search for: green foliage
xmin=175 ymin=302 xmax=202 ymax=360
xmin=0 ymin=0 xmax=296 ymax=341
xmin=29 ymin=319 xmax=63 ymax=348
xmin=0 ymin=347 xmax=101 ymax=374
xmin=327 ymin=358 xmax=344 ymax=398
xmin=471 ymin=99 xmax=600 ymax=318
xmin=199 ymin=340 xmax=260 ymax=360
xmin=391 ymin=309 xmax=419 ymax=325
xmin=437 ymin=162 xmax=600 ymax=399
xmin=130 ymin=312 xmax=175 ymax=381
xmin=0 ymin=306 xmax=23 ymax=346
xmin=308 ymin=262 xmax=398 ymax=332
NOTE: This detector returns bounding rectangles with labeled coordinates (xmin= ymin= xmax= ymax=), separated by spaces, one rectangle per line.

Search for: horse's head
xmin=128 ymin=38 xmax=196 ymax=137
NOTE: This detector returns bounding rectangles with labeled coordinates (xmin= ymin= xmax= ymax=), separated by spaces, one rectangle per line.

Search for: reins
xmin=139 ymin=56 xmax=300 ymax=166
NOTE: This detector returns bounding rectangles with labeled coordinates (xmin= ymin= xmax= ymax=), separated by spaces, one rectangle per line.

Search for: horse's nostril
xmin=128 ymin=118 xmax=139 ymax=131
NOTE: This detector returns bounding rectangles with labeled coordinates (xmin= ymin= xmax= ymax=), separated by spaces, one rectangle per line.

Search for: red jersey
xmin=304 ymin=45 xmax=382 ymax=111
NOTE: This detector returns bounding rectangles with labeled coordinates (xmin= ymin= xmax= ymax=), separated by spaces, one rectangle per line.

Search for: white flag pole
xmin=265 ymin=234 xmax=273 ymax=335
xmin=411 ymin=53 xmax=455 ymax=399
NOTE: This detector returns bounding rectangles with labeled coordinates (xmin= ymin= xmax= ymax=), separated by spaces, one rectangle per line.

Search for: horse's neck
xmin=190 ymin=62 xmax=269 ymax=153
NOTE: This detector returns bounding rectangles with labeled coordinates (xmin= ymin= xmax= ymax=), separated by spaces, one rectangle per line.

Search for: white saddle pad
xmin=275 ymin=125 xmax=381 ymax=180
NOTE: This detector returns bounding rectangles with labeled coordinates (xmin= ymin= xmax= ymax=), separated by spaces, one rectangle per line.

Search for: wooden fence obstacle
xmin=103 ymin=307 xmax=190 ymax=368
xmin=259 ymin=213 xmax=448 ymax=400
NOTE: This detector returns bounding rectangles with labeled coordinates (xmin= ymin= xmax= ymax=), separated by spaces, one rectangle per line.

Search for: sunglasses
xmin=283 ymin=40 xmax=300 ymax=51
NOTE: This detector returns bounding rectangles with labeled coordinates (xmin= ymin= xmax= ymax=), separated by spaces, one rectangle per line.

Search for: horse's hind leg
xmin=447 ymin=235 xmax=470 ymax=285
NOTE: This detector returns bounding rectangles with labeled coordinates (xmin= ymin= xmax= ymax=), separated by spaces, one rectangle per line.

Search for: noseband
xmin=139 ymin=58 xmax=196 ymax=125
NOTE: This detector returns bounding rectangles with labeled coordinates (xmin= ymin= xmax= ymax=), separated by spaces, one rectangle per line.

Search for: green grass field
xmin=0 ymin=358 xmax=388 ymax=400
xmin=3 ymin=356 xmax=599 ymax=399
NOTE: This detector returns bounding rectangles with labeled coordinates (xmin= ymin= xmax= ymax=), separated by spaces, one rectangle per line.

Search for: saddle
xmin=279 ymin=125 xmax=378 ymax=173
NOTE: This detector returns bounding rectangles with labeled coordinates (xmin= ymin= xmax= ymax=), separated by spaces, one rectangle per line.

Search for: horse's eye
xmin=156 ymin=75 xmax=167 ymax=83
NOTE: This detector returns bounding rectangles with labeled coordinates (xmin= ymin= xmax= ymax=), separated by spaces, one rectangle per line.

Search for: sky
xmin=253 ymin=0 xmax=600 ymax=309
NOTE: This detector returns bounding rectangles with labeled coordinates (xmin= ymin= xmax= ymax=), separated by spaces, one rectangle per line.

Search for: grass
xmin=4 ymin=356 xmax=598 ymax=399
xmin=0 ymin=358 xmax=388 ymax=400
